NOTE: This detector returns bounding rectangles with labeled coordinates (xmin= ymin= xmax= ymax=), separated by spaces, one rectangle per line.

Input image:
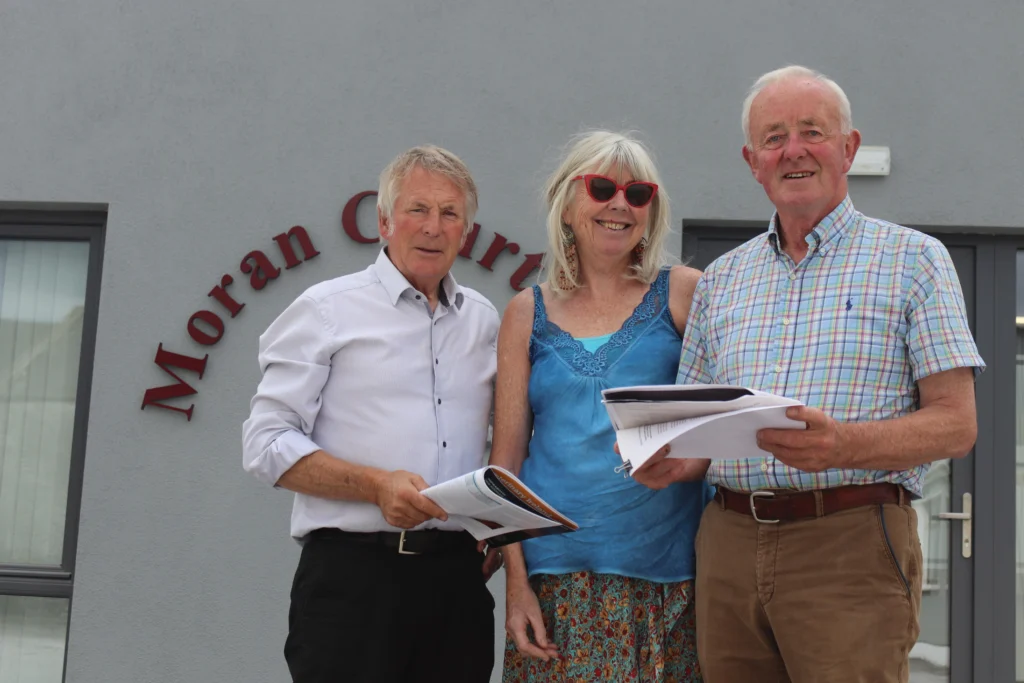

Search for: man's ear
xmin=841 ymin=129 xmax=863 ymax=174
xmin=742 ymin=145 xmax=760 ymax=182
xmin=377 ymin=207 xmax=390 ymax=240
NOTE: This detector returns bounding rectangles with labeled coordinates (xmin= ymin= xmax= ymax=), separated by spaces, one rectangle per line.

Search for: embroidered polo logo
xmin=845 ymin=297 xmax=853 ymax=312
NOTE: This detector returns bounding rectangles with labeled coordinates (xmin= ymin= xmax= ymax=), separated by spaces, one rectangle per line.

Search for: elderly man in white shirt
xmin=243 ymin=146 xmax=501 ymax=683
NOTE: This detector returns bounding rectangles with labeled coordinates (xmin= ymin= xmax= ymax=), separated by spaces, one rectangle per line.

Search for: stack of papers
xmin=601 ymin=384 xmax=806 ymax=476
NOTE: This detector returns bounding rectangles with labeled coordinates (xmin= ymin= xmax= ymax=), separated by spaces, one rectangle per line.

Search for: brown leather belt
xmin=715 ymin=482 xmax=905 ymax=524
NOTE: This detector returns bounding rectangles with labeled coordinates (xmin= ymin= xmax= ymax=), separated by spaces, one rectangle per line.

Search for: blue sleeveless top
xmin=519 ymin=268 xmax=708 ymax=582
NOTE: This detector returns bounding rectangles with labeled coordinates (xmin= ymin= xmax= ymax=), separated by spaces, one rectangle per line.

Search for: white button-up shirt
xmin=242 ymin=249 xmax=499 ymax=539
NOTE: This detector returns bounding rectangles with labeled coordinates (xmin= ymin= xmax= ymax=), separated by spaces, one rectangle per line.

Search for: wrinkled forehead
xmin=751 ymin=78 xmax=843 ymax=131
xmin=397 ymin=167 xmax=467 ymax=205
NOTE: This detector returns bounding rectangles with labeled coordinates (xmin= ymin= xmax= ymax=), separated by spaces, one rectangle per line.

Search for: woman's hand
xmin=505 ymin=576 xmax=559 ymax=661
xmin=617 ymin=443 xmax=710 ymax=489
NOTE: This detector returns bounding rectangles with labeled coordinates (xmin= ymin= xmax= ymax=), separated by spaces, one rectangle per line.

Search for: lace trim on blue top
xmin=530 ymin=268 xmax=672 ymax=377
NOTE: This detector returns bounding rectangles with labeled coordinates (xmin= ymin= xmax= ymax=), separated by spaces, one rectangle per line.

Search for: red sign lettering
xmin=274 ymin=226 xmax=321 ymax=269
xmin=140 ymin=344 xmax=209 ymax=421
xmin=341 ymin=191 xmax=381 ymax=244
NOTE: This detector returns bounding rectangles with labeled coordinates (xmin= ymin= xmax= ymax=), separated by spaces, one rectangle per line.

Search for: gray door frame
xmin=680 ymin=222 xmax=1019 ymax=682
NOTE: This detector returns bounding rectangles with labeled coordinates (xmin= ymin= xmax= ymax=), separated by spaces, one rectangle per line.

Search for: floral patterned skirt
xmin=502 ymin=571 xmax=701 ymax=683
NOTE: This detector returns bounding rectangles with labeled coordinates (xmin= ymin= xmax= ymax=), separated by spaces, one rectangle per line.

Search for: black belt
xmin=307 ymin=528 xmax=478 ymax=555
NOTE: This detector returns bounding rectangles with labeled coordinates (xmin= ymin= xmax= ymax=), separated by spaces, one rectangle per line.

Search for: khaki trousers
xmin=695 ymin=492 xmax=923 ymax=683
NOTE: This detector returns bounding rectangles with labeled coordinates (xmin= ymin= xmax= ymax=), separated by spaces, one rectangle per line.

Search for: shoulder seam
xmin=459 ymin=289 xmax=499 ymax=315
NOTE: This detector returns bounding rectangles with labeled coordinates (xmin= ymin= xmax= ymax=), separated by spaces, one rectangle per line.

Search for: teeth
xmin=597 ymin=220 xmax=630 ymax=231
xmin=785 ymin=172 xmax=813 ymax=178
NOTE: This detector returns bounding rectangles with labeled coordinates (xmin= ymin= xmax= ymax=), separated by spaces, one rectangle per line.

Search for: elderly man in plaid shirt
xmin=634 ymin=65 xmax=985 ymax=682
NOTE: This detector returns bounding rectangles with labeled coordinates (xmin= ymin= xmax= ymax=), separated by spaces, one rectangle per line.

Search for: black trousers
xmin=284 ymin=531 xmax=495 ymax=683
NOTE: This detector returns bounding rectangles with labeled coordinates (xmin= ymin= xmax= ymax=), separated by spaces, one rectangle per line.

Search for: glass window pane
xmin=910 ymin=460 xmax=951 ymax=682
xmin=0 ymin=240 xmax=89 ymax=566
xmin=0 ymin=595 xmax=69 ymax=683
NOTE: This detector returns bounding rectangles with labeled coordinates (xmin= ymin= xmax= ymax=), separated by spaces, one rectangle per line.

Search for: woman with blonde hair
xmin=490 ymin=130 xmax=706 ymax=682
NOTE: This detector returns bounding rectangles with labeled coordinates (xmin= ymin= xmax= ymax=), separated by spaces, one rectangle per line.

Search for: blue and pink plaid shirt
xmin=677 ymin=196 xmax=985 ymax=497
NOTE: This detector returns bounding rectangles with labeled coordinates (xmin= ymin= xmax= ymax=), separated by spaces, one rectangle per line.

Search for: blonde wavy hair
xmin=540 ymin=130 xmax=672 ymax=294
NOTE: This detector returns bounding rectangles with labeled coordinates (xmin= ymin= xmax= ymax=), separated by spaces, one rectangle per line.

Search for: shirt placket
xmin=761 ymin=251 xmax=803 ymax=489
xmin=430 ymin=304 xmax=450 ymax=483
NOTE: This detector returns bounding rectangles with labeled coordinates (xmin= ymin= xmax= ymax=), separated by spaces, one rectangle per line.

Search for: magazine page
xmin=422 ymin=467 xmax=578 ymax=546
xmin=486 ymin=467 xmax=577 ymax=529
xmin=450 ymin=516 xmax=580 ymax=547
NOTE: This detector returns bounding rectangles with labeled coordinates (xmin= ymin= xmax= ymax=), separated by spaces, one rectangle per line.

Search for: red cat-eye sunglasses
xmin=572 ymin=174 xmax=658 ymax=208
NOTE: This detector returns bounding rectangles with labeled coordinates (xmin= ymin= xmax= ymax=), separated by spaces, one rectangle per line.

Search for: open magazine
xmin=601 ymin=384 xmax=806 ymax=475
xmin=422 ymin=466 xmax=579 ymax=547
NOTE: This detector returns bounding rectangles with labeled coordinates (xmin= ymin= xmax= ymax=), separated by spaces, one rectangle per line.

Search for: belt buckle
xmin=749 ymin=491 xmax=780 ymax=524
xmin=397 ymin=530 xmax=419 ymax=555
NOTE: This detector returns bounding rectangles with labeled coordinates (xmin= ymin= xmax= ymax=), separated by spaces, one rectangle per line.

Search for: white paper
xmin=615 ymin=404 xmax=806 ymax=474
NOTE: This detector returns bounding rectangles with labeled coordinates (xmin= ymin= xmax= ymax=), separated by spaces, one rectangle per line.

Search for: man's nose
xmin=421 ymin=211 xmax=441 ymax=235
xmin=781 ymin=134 xmax=808 ymax=160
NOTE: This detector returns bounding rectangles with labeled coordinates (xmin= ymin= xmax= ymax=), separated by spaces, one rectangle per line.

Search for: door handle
xmin=936 ymin=492 xmax=972 ymax=559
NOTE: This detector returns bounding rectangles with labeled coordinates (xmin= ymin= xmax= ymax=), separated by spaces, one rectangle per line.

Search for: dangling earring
xmin=631 ymin=237 xmax=648 ymax=268
xmin=558 ymin=224 xmax=579 ymax=290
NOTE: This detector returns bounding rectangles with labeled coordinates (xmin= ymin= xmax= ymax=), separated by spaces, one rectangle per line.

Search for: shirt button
xmin=774 ymin=364 xmax=783 ymax=373
xmin=782 ymin=318 xmax=791 ymax=326
xmin=761 ymin=462 xmax=769 ymax=472
xmin=442 ymin=441 xmax=447 ymax=448
xmin=437 ymin=398 xmax=441 ymax=405
xmin=435 ymin=359 xmax=439 ymax=365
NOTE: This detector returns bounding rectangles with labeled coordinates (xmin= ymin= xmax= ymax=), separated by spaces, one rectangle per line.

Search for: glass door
xmin=1015 ymin=249 xmax=1024 ymax=682
xmin=907 ymin=244 xmax=976 ymax=683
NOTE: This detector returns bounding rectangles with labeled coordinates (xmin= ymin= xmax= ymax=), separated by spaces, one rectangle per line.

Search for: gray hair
xmin=741 ymin=65 xmax=853 ymax=148
xmin=377 ymin=145 xmax=479 ymax=238
xmin=541 ymin=130 xmax=672 ymax=294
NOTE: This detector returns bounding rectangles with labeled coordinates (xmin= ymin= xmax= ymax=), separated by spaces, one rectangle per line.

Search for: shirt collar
xmin=374 ymin=248 xmax=464 ymax=310
xmin=766 ymin=195 xmax=857 ymax=256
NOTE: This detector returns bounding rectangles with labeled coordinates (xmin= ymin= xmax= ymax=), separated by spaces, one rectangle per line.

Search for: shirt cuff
xmin=264 ymin=430 xmax=322 ymax=487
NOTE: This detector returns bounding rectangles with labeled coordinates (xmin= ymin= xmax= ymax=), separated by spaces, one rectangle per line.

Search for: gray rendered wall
xmin=0 ymin=1 xmax=1021 ymax=682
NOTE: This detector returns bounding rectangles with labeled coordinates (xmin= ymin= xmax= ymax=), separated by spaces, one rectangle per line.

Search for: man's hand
xmin=618 ymin=443 xmax=710 ymax=490
xmin=373 ymin=470 xmax=448 ymax=529
xmin=756 ymin=406 xmax=844 ymax=473
xmin=477 ymin=540 xmax=504 ymax=581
